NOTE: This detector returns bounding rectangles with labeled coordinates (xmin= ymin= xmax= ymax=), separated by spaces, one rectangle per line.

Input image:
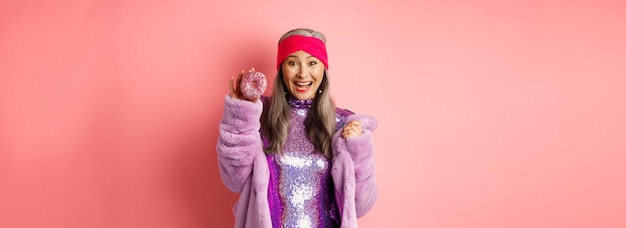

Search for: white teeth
xmin=296 ymin=82 xmax=312 ymax=86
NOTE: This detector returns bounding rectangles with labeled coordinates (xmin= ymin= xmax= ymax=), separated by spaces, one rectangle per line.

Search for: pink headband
xmin=276 ymin=35 xmax=328 ymax=70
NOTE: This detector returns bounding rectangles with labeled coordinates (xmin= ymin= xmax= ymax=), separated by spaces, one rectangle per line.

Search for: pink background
xmin=1 ymin=0 xmax=625 ymax=227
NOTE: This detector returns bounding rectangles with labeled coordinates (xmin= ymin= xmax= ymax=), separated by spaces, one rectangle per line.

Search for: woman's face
xmin=281 ymin=50 xmax=325 ymax=100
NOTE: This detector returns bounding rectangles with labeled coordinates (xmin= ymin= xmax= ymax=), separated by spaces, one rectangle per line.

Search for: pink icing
xmin=240 ymin=71 xmax=267 ymax=99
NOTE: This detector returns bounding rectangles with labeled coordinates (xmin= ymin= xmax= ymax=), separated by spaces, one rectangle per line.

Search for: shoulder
xmin=335 ymin=107 xmax=355 ymax=130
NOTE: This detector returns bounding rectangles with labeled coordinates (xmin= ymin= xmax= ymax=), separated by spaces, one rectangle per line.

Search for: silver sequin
xmin=275 ymin=107 xmax=335 ymax=227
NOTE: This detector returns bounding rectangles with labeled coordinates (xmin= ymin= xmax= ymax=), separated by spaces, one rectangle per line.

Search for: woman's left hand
xmin=342 ymin=121 xmax=363 ymax=139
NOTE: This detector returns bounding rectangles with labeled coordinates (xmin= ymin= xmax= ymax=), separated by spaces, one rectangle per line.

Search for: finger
xmin=342 ymin=126 xmax=352 ymax=134
xmin=237 ymin=70 xmax=244 ymax=84
xmin=234 ymin=70 xmax=244 ymax=97
xmin=251 ymin=67 xmax=255 ymax=72
xmin=347 ymin=121 xmax=363 ymax=136
xmin=354 ymin=125 xmax=363 ymax=135
xmin=342 ymin=126 xmax=350 ymax=134
xmin=346 ymin=121 xmax=360 ymax=130
xmin=343 ymin=128 xmax=353 ymax=138
xmin=349 ymin=128 xmax=358 ymax=136
xmin=228 ymin=76 xmax=235 ymax=96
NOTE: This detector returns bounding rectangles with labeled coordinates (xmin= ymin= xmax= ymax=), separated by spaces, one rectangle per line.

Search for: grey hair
xmin=279 ymin=28 xmax=327 ymax=44
xmin=261 ymin=28 xmax=336 ymax=158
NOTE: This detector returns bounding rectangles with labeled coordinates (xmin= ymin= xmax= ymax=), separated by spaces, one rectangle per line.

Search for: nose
xmin=297 ymin=65 xmax=308 ymax=78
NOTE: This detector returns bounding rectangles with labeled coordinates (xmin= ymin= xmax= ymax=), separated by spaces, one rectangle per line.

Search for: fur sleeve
xmin=332 ymin=114 xmax=379 ymax=221
xmin=216 ymin=95 xmax=264 ymax=193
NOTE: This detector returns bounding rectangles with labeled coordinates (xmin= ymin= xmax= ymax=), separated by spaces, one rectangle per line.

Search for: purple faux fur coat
xmin=217 ymin=95 xmax=378 ymax=228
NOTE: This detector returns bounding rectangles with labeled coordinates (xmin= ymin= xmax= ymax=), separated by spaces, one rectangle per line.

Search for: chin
xmin=292 ymin=93 xmax=314 ymax=100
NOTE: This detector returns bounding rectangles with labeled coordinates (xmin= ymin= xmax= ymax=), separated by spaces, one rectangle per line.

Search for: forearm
xmin=345 ymin=129 xmax=378 ymax=217
xmin=216 ymin=95 xmax=263 ymax=192
xmin=334 ymin=114 xmax=379 ymax=217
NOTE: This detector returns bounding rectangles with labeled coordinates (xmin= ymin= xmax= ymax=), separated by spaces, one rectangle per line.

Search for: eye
xmin=288 ymin=61 xmax=298 ymax=66
xmin=309 ymin=61 xmax=317 ymax=65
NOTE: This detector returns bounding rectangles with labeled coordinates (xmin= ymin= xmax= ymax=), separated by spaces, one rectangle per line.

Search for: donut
xmin=240 ymin=71 xmax=267 ymax=99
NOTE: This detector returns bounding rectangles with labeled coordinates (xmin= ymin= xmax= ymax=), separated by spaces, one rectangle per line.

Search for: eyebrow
xmin=286 ymin=55 xmax=316 ymax=59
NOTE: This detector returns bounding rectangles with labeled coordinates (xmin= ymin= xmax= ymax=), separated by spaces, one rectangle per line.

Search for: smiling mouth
xmin=295 ymin=82 xmax=312 ymax=91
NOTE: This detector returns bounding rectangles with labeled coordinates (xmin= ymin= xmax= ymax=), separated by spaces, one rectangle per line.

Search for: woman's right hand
xmin=228 ymin=67 xmax=258 ymax=102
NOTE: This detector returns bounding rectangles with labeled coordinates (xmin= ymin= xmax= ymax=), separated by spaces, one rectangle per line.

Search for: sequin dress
xmin=265 ymin=97 xmax=350 ymax=228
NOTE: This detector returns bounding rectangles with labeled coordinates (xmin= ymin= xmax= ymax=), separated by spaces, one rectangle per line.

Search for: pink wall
xmin=1 ymin=0 xmax=625 ymax=227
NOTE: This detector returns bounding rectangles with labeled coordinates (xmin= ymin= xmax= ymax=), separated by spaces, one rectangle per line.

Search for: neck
xmin=287 ymin=95 xmax=313 ymax=109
